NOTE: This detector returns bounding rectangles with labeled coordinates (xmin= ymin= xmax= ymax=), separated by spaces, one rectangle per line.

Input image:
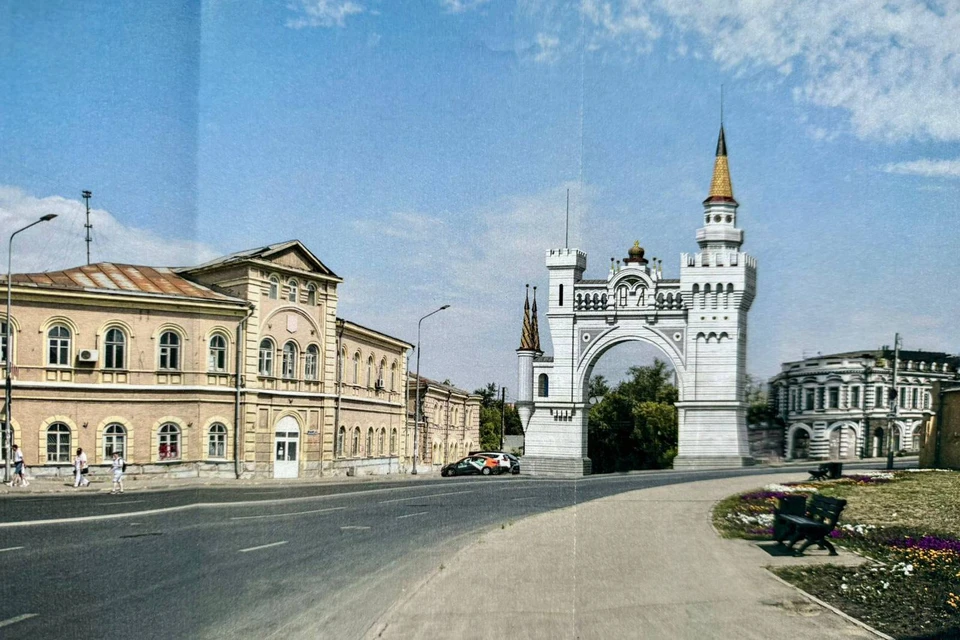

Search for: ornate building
xmin=516 ymin=127 xmax=757 ymax=475
xmin=769 ymin=349 xmax=959 ymax=460
xmin=1 ymin=240 xmax=413 ymax=479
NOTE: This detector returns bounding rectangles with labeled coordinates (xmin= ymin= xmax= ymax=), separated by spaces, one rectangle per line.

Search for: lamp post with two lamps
xmin=412 ymin=304 xmax=449 ymax=475
xmin=5 ymin=214 xmax=58 ymax=483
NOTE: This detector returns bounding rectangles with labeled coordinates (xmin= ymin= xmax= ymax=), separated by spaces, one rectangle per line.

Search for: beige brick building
xmin=1 ymin=240 xmax=413 ymax=479
xmin=406 ymin=373 xmax=481 ymax=470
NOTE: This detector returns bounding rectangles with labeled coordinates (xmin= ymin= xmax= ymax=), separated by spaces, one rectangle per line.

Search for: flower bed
xmin=713 ymin=469 xmax=960 ymax=639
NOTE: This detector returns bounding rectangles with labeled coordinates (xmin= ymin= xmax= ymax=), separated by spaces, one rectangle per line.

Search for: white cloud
xmin=0 ymin=187 xmax=218 ymax=273
xmin=534 ymin=33 xmax=561 ymax=64
xmin=516 ymin=1 xmax=960 ymax=142
xmin=881 ymin=158 xmax=960 ymax=178
xmin=440 ymin=0 xmax=491 ymax=14
xmin=286 ymin=0 xmax=365 ymax=29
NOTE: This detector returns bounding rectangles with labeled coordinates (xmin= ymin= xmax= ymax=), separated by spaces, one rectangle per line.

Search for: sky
xmin=1 ymin=0 xmax=959 ymax=397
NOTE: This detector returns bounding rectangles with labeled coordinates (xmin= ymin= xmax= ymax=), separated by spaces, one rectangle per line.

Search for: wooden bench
xmin=774 ymin=494 xmax=847 ymax=556
xmin=808 ymin=462 xmax=843 ymax=481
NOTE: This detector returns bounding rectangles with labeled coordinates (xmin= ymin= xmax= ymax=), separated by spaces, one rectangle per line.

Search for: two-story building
xmin=768 ymin=348 xmax=959 ymax=460
xmin=1 ymin=240 xmax=412 ymax=479
xmin=406 ymin=373 xmax=481 ymax=470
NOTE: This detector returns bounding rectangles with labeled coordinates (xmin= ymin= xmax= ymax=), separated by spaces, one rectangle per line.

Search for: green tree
xmin=587 ymin=359 xmax=678 ymax=473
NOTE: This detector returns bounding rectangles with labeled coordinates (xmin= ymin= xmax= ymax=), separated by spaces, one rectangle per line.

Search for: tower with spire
xmin=516 ymin=124 xmax=757 ymax=476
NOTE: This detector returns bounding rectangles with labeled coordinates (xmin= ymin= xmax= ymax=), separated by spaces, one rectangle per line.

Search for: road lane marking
xmin=511 ymin=497 xmax=535 ymax=501
xmin=0 ymin=546 xmax=24 ymax=553
xmin=101 ymin=500 xmax=144 ymax=506
xmin=0 ymin=613 xmax=38 ymax=628
xmin=230 ymin=507 xmax=345 ymax=521
xmin=395 ymin=511 xmax=428 ymax=519
xmin=378 ymin=490 xmax=475 ymax=505
xmin=239 ymin=541 xmax=288 ymax=553
xmin=340 ymin=526 xmax=371 ymax=531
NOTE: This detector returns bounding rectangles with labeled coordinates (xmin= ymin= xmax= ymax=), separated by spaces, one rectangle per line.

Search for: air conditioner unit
xmin=375 ymin=379 xmax=385 ymax=390
xmin=78 ymin=349 xmax=99 ymax=363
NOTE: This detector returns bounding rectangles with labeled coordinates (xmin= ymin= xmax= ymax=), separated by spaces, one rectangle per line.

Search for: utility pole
xmin=499 ymin=386 xmax=506 ymax=451
xmin=82 ymin=190 xmax=93 ymax=265
xmin=887 ymin=333 xmax=901 ymax=470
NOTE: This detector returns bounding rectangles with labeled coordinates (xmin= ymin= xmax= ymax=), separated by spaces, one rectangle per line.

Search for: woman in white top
xmin=74 ymin=447 xmax=90 ymax=488
xmin=110 ymin=451 xmax=125 ymax=494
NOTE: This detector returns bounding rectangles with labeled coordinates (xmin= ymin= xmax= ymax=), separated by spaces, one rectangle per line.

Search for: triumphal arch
xmin=516 ymin=128 xmax=757 ymax=475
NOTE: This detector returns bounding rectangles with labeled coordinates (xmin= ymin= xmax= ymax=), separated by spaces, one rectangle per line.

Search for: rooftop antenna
xmin=720 ymin=84 xmax=724 ymax=126
xmin=564 ymin=188 xmax=570 ymax=249
xmin=81 ymin=190 xmax=93 ymax=265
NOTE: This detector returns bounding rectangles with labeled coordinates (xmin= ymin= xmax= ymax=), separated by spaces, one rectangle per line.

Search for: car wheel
xmin=441 ymin=469 xmax=448 ymax=477
xmin=512 ymin=468 xmax=520 ymax=475
xmin=481 ymin=467 xmax=492 ymax=476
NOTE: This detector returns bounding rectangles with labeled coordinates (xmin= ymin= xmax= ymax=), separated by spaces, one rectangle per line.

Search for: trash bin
xmin=827 ymin=462 xmax=843 ymax=479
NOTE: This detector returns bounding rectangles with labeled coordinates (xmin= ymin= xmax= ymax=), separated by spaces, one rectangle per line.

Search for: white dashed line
xmin=0 ymin=613 xmax=38 ymax=628
xmin=340 ymin=525 xmax=371 ymax=531
xmin=0 ymin=546 xmax=24 ymax=553
xmin=395 ymin=511 xmax=428 ymax=519
xmin=378 ymin=490 xmax=475 ymax=505
xmin=238 ymin=541 xmax=288 ymax=553
xmin=230 ymin=507 xmax=345 ymax=521
xmin=102 ymin=500 xmax=144 ymax=506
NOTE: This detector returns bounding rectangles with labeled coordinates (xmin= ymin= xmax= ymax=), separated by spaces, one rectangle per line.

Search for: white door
xmin=274 ymin=416 xmax=300 ymax=479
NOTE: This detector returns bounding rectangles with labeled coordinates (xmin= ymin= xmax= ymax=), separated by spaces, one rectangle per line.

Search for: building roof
xmin=2 ymin=263 xmax=248 ymax=304
xmin=406 ymin=372 xmax=475 ymax=397
xmin=338 ymin=318 xmax=413 ymax=350
xmin=816 ymin=348 xmax=960 ymax=365
xmin=183 ymin=239 xmax=340 ymax=279
xmin=705 ymin=126 xmax=737 ymax=205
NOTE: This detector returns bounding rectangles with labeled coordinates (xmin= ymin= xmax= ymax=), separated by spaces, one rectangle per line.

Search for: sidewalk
xmin=0 ymin=468 xmax=440 ymax=496
xmin=367 ymin=473 xmax=880 ymax=640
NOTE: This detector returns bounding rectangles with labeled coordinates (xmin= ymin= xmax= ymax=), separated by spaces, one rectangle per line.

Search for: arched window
xmin=378 ymin=359 xmax=385 ymax=388
xmin=0 ymin=319 xmax=8 ymax=365
xmin=104 ymin=327 xmax=126 ymax=369
xmin=538 ymin=373 xmax=549 ymax=397
xmin=306 ymin=284 xmax=317 ymax=305
xmin=366 ymin=427 xmax=374 ymax=458
xmin=352 ymin=427 xmax=361 ymax=457
xmin=390 ymin=428 xmax=397 ymax=454
xmin=208 ymin=423 xmax=227 ymax=458
xmin=47 ymin=325 xmax=71 ymax=366
xmin=378 ymin=428 xmax=385 ymax=456
xmin=103 ymin=423 xmax=126 ymax=459
xmin=268 ymin=276 xmax=279 ymax=299
xmin=259 ymin=339 xmax=274 ymax=376
xmin=336 ymin=426 xmax=346 ymax=457
xmin=158 ymin=423 xmax=181 ymax=460
xmin=305 ymin=345 xmax=319 ymax=380
xmin=338 ymin=347 xmax=346 ymax=383
xmin=282 ymin=342 xmax=297 ymax=379
xmin=287 ymin=279 xmax=298 ymax=303
xmin=0 ymin=425 xmax=11 ymax=462
xmin=366 ymin=356 xmax=374 ymax=388
xmin=391 ymin=361 xmax=398 ymax=391
xmin=208 ymin=334 xmax=227 ymax=372
xmin=353 ymin=352 xmax=360 ymax=384
xmin=158 ymin=331 xmax=180 ymax=370
xmin=46 ymin=422 xmax=71 ymax=462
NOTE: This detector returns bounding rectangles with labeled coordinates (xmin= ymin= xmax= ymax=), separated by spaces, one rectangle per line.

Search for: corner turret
xmin=697 ymin=126 xmax=743 ymax=252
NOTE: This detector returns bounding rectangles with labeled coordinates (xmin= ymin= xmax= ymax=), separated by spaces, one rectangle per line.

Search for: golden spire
xmin=531 ymin=286 xmax=542 ymax=353
xmin=519 ymin=285 xmax=536 ymax=350
xmin=705 ymin=126 xmax=736 ymax=205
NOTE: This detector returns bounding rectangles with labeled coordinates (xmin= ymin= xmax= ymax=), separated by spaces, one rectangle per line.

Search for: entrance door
xmin=274 ymin=416 xmax=300 ymax=479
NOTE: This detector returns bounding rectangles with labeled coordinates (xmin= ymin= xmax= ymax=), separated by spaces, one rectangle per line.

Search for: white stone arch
xmin=260 ymin=306 xmax=322 ymax=336
xmin=786 ymin=423 xmax=813 ymax=460
xmin=825 ymin=420 xmax=860 ymax=459
xmin=574 ymin=325 xmax=687 ymax=403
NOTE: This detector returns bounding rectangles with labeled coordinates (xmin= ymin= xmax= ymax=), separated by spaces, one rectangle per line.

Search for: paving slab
xmin=367 ymin=472 xmax=878 ymax=640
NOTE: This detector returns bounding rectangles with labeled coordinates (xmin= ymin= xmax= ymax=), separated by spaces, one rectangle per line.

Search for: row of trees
xmin=473 ymin=382 xmax=522 ymax=452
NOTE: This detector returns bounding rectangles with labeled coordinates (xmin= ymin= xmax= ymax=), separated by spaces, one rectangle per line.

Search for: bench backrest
xmin=805 ymin=495 xmax=846 ymax=527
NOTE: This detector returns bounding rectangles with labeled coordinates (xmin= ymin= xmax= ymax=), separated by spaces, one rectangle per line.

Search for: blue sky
xmin=2 ymin=0 xmax=959 ymax=395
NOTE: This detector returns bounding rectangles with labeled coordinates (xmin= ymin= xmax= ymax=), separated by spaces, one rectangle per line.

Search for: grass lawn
xmin=713 ymin=469 xmax=960 ymax=640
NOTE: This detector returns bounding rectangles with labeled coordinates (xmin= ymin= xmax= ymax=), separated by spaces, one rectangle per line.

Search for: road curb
xmin=765 ymin=569 xmax=895 ymax=639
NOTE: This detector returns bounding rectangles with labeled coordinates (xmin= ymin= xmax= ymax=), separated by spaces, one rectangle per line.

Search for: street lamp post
xmin=412 ymin=304 xmax=449 ymax=475
xmin=5 ymin=214 xmax=57 ymax=483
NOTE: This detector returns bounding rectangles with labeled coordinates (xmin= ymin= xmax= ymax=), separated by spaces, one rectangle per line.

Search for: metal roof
xmin=2 ymin=263 xmax=246 ymax=304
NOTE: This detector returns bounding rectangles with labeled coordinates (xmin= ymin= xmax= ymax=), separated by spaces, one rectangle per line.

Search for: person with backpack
xmin=110 ymin=450 xmax=125 ymax=494
xmin=74 ymin=447 xmax=90 ymax=488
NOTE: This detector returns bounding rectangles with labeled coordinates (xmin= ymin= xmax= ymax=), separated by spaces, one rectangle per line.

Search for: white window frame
xmin=305 ymin=345 xmax=319 ymax=381
xmin=158 ymin=331 xmax=181 ymax=370
xmin=208 ymin=334 xmax=228 ymax=372
xmin=46 ymin=422 xmax=71 ymax=463
xmin=48 ymin=325 xmax=71 ymax=367
xmin=158 ymin=423 xmax=181 ymax=461
xmin=287 ymin=279 xmax=298 ymax=303
xmin=104 ymin=327 xmax=126 ymax=370
xmin=208 ymin=423 xmax=227 ymax=459
xmin=268 ymin=276 xmax=279 ymax=299
xmin=306 ymin=284 xmax=317 ymax=305
xmin=282 ymin=342 xmax=297 ymax=379
xmin=103 ymin=423 xmax=126 ymax=459
xmin=259 ymin=339 xmax=275 ymax=377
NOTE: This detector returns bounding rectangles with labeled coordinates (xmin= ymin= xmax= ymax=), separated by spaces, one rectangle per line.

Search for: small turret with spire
xmin=697 ymin=125 xmax=744 ymax=252
xmin=519 ymin=285 xmax=536 ymax=351
xmin=530 ymin=286 xmax=542 ymax=353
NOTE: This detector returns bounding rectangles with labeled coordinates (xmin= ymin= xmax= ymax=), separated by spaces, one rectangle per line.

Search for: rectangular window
xmin=828 ymin=387 xmax=839 ymax=409
xmin=851 ymin=386 xmax=861 ymax=408
xmin=912 ymin=387 xmax=919 ymax=409
xmin=899 ymin=387 xmax=906 ymax=408
xmin=816 ymin=387 xmax=825 ymax=410
xmin=804 ymin=389 xmax=815 ymax=411
xmin=875 ymin=386 xmax=883 ymax=409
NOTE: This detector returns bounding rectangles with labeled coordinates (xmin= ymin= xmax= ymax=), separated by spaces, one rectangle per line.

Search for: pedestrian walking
xmin=11 ymin=444 xmax=28 ymax=487
xmin=74 ymin=447 xmax=90 ymax=488
xmin=110 ymin=450 xmax=125 ymax=494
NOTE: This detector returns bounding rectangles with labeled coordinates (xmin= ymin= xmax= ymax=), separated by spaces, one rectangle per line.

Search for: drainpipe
xmin=334 ymin=319 xmax=345 ymax=471
xmin=235 ymin=304 xmax=255 ymax=479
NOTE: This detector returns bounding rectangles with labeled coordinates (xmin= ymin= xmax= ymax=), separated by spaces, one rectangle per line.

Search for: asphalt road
xmin=0 ymin=461 xmax=908 ymax=639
